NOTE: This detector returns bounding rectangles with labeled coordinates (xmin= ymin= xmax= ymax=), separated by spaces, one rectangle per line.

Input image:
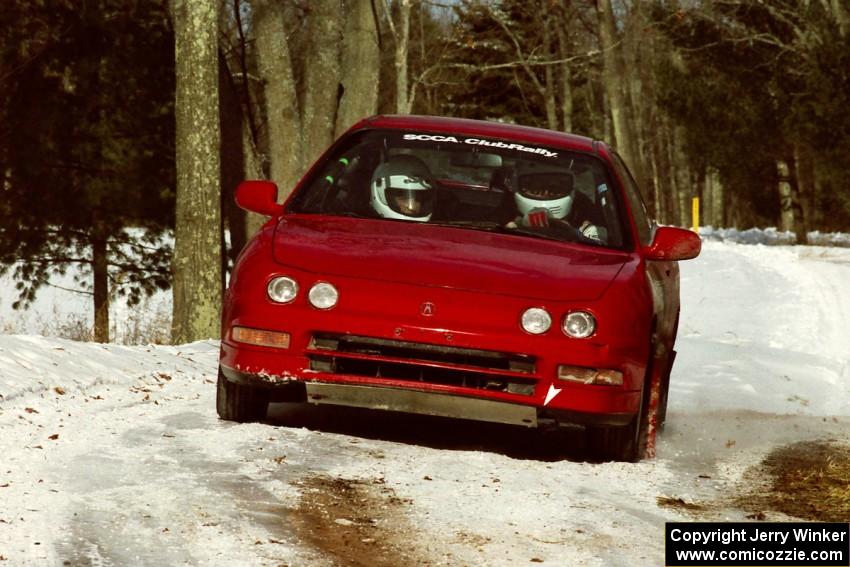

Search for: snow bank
xmin=700 ymin=226 xmax=850 ymax=247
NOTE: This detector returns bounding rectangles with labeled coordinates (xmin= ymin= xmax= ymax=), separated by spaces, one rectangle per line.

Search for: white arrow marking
xmin=543 ymin=384 xmax=562 ymax=406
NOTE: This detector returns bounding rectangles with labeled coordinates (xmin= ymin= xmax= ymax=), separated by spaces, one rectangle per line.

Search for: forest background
xmin=1 ymin=0 xmax=848 ymax=343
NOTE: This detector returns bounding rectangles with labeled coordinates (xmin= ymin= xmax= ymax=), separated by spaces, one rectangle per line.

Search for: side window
xmin=611 ymin=152 xmax=652 ymax=246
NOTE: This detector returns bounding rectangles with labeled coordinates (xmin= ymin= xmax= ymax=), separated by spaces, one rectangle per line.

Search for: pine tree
xmin=0 ymin=0 xmax=175 ymax=342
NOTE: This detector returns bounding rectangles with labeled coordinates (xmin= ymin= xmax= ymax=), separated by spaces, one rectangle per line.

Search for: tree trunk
xmin=172 ymin=0 xmax=222 ymax=343
xmin=660 ymin=119 xmax=677 ymax=225
xmin=92 ymin=228 xmax=109 ymax=343
xmin=673 ymin=126 xmax=691 ymax=227
xmin=542 ymin=16 xmax=558 ymax=131
xmin=241 ymin=121 xmax=267 ymax=237
xmin=597 ymin=0 xmax=644 ymax=184
xmin=831 ymin=0 xmax=848 ymax=37
xmin=303 ymin=0 xmax=342 ymax=166
xmin=709 ymin=168 xmax=724 ymax=228
xmin=776 ymin=158 xmax=806 ymax=243
xmin=335 ymin=0 xmax=380 ymax=135
xmin=219 ymin=50 xmax=246 ymax=271
xmin=394 ymin=0 xmax=412 ymax=114
xmin=556 ymin=19 xmax=573 ymax=133
xmin=794 ymin=142 xmax=814 ymax=237
xmin=254 ymin=0 xmax=303 ymax=204
xmin=811 ymin=155 xmax=825 ymax=230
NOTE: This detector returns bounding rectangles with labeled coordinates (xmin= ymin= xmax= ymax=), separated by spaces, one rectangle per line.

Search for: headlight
xmin=563 ymin=311 xmax=596 ymax=338
xmin=308 ymin=282 xmax=338 ymax=309
xmin=521 ymin=307 xmax=551 ymax=334
xmin=267 ymin=276 xmax=298 ymax=303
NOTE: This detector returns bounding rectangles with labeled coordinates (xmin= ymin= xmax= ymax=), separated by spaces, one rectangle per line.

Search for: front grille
xmin=307 ymin=333 xmax=537 ymax=396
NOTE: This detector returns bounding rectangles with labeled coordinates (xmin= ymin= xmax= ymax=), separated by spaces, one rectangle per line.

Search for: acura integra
xmin=217 ymin=115 xmax=701 ymax=461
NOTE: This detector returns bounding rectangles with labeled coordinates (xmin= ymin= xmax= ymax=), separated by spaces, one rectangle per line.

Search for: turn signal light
xmin=557 ymin=365 xmax=623 ymax=386
xmin=232 ymin=326 xmax=291 ymax=349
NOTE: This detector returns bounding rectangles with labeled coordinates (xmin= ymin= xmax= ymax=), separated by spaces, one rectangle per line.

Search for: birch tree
xmin=172 ymin=0 xmax=221 ymax=342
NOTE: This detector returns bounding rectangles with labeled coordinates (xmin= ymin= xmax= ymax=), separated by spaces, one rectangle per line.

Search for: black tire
xmin=586 ymin=357 xmax=653 ymax=462
xmin=586 ymin=416 xmax=639 ymax=462
xmin=657 ymin=350 xmax=675 ymax=431
xmin=216 ymin=368 xmax=269 ymax=422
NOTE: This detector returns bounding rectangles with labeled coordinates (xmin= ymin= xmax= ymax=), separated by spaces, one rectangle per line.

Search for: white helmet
xmin=514 ymin=170 xmax=575 ymax=219
xmin=370 ymin=155 xmax=434 ymax=222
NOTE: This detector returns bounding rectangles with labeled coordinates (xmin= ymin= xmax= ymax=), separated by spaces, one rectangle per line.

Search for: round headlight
xmin=267 ymin=276 xmax=298 ymax=303
xmin=521 ymin=307 xmax=551 ymax=335
xmin=563 ymin=311 xmax=596 ymax=338
xmin=308 ymin=282 xmax=338 ymax=310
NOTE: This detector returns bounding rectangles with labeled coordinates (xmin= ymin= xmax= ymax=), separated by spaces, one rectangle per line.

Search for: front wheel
xmin=216 ymin=368 xmax=269 ymax=422
xmin=585 ymin=414 xmax=645 ymax=462
xmin=586 ymin=358 xmax=652 ymax=462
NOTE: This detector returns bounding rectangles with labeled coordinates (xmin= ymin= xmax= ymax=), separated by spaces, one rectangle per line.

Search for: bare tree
xmin=172 ymin=0 xmax=222 ymax=342
xmin=302 ymin=0 xmax=343 ymax=164
xmin=596 ymin=0 xmax=644 ymax=186
xmin=336 ymin=0 xmax=380 ymax=134
xmin=254 ymin=0 xmax=303 ymax=206
xmin=383 ymin=0 xmax=413 ymax=113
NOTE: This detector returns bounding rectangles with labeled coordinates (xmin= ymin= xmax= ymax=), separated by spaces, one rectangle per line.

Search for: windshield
xmin=289 ymin=130 xmax=626 ymax=249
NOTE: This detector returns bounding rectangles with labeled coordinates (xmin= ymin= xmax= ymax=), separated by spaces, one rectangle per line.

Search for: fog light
xmin=232 ymin=326 xmax=290 ymax=349
xmin=521 ymin=307 xmax=551 ymax=334
xmin=557 ymin=365 xmax=623 ymax=386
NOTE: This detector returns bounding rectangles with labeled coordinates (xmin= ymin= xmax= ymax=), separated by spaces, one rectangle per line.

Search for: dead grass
xmin=1 ymin=296 xmax=172 ymax=345
xmin=739 ymin=440 xmax=850 ymax=522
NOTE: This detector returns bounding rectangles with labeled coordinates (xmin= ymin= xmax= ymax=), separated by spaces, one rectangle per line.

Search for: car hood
xmin=273 ymin=216 xmax=628 ymax=302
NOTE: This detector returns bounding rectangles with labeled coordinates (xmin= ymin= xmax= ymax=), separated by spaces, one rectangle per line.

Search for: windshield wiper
xmin=429 ymin=220 xmax=506 ymax=230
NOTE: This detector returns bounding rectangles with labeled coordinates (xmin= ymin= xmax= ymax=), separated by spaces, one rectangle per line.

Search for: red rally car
xmin=218 ymin=115 xmax=701 ymax=461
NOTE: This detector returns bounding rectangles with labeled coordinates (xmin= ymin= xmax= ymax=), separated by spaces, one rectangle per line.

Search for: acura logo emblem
xmin=420 ymin=302 xmax=436 ymax=317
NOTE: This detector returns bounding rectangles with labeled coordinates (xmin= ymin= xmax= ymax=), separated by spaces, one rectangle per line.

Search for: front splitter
xmin=304 ymin=382 xmax=538 ymax=427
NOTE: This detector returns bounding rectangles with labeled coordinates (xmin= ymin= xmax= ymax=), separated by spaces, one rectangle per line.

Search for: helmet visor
xmin=517 ymin=172 xmax=574 ymax=200
xmin=384 ymin=175 xmax=433 ymax=217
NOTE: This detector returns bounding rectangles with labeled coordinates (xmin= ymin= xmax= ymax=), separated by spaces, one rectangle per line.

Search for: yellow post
xmin=691 ymin=197 xmax=700 ymax=233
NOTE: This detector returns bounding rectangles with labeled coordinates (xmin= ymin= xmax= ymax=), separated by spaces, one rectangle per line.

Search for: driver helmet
xmin=514 ymin=167 xmax=575 ymax=219
xmin=370 ymin=154 xmax=434 ymax=222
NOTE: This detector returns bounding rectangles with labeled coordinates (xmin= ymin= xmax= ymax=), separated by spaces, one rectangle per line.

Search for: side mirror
xmin=235 ymin=180 xmax=284 ymax=217
xmin=643 ymin=226 xmax=701 ymax=261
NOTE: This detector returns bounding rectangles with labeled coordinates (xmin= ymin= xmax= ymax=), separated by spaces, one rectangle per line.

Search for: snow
xmin=2 ymin=230 xmax=850 ymax=565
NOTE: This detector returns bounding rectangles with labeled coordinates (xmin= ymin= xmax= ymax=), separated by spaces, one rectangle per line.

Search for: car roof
xmin=356 ymin=115 xmax=598 ymax=154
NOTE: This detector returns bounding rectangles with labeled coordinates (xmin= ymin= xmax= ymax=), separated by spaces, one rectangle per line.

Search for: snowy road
xmin=1 ymin=240 xmax=849 ymax=566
